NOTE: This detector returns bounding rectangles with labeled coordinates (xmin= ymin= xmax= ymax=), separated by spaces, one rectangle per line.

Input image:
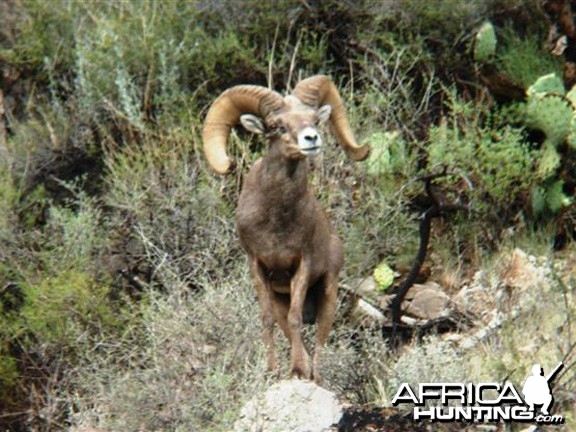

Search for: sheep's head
xmin=202 ymin=75 xmax=370 ymax=174
xmin=239 ymin=96 xmax=332 ymax=161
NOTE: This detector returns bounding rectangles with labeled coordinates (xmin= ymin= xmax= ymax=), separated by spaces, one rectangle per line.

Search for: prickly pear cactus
xmin=526 ymin=74 xmax=573 ymax=159
xmin=474 ymin=21 xmax=497 ymax=62
xmin=546 ymin=179 xmax=572 ymax=213
xmin=527 ymin=73 xmax=565 ymax=96
xmin=537 ymin=142 xmax=562 ymax=179
xmin=524 ymin=73 xmax=574 ymax=213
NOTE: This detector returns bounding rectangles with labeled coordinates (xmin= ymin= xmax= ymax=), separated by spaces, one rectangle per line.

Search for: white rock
xmin=234 ymin=379 xmax=343 ymax=432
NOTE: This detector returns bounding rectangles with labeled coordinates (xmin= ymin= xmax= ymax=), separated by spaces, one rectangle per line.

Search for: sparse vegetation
xmin=0 ymin=0 xmax=574 ymax=431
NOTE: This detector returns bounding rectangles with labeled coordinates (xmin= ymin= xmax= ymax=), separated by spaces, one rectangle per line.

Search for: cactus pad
xmin=474 ymin=21 xmax=497 ymax=62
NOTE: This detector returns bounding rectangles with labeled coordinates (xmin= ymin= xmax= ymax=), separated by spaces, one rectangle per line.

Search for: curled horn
xmin=292 ymin=75 xmax=370 ymax=161
xmin=202 ymin=86 xmax=285 ymax=174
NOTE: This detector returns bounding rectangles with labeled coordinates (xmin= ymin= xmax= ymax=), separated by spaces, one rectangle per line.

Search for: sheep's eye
xmin=268 ymin=123 xmax=287 ymax=135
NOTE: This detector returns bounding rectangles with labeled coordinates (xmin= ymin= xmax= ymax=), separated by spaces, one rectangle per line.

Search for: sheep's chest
xmin=235 ymin=157 xmax=325 ymax=277
xmin=238 ymin=208 xmax=310 ymax=256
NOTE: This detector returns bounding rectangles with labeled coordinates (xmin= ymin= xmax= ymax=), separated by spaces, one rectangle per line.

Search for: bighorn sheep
xmin=202 ymin=75 xmax=369 ymax=382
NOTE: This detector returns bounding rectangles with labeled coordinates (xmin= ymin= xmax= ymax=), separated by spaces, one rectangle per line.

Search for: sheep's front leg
xmin=249 ymin=257 xmax=278 ymax=374
xmin=288 ymin=258 xmax=311 ymax=379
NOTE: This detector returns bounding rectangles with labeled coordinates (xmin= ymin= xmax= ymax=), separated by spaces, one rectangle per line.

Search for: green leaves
xmin=426 ymin=109 xmax=532 ymax=210
xmin=546 ymin=180 xmax=572 ymax=213
xmin=365 ymin=131 xmax=404 ymax=176
xmin=537 ymin=142 xmax=562 ymax=179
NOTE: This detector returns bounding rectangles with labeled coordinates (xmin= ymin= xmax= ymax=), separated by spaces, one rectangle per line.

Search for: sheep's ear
xmin=317 ymin=104 xmax=332 ymax=125
xmin=240 ymin=114 xmax=265 ymax=134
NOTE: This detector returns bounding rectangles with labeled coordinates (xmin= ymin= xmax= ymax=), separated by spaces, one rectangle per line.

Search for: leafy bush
xmin=104 ymin=130 xmax=241 ymax=290
xmin=0 ymin=181 xmax=130 ymax=428
xmin=17 ymin=270 xmax=120 ymax=344
xmin=519 ymin=74 xmax=574 ymax=216
xmin=73 ymin=1 xmax=262 ymax=125
xmin=425 ymin=95 xmax=534 ymax=214
xmin=469 ymin=20 xmax=572 ymax=220
xmin=497 ymin=26 xmax=562 ymax=88
xmin=0 ymin=0 xmax=76 ymax=81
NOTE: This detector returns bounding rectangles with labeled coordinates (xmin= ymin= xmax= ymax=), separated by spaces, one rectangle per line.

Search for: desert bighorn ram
xmin=202 ymin=75 xmax=369 ymax=382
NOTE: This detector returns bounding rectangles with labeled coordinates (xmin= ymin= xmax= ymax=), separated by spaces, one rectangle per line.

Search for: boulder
xmin=234 ymin=379 xmax=343 ymax=432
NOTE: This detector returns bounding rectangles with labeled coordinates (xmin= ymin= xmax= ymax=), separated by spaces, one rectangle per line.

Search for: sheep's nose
xmin=304 ymin=133 xmax=318 ymax=144
xmin=299 ymin=127 xmax=322 ymax=155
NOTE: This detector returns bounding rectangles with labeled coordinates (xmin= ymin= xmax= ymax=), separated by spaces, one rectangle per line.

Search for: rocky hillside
xmin=0 ymin=1 xmax=574 ymax=430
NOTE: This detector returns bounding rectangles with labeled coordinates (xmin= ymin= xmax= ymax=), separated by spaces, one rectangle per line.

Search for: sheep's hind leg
xmin=249 ymin=258 xmax=279 ymax=375
xmin=311 ymin=273 xmax=338 ymax=384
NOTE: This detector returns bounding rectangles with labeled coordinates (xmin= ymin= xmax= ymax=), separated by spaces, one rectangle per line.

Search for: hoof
xmin=290 ymin=365 xmax=310 ymax=380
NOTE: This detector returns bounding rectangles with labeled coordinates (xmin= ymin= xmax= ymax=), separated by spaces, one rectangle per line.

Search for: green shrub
xmin=71 ymin=266 xmax=269 ymax=432
xmin=0 ymin=182 xmax=130 ymax=427
xmin=0 ymin=165 xmax=21 ymax=231
xmin=497 ymin=27 xmax=562 ymax=88
xmin=426 ymin=95 xmax=534 ymax=213
xmin=365 ymin=131 xmax=414 ymax=178
xmin=469 ymin=24 xmax=571 ymax=219
xmin=18 ymin=270 xmax=119 ymax=345
xmin=420 ymin=89 xmax=574 ymax=242
xmin=0 ymin=0 xmax=76 ymax=81
xmin=0 ymin=353 xmax=18 ymax=397
xmin=73 ymin=1 xmax=261 ymax=124
xmin=104 ymin=130 xmax=240 ymax=290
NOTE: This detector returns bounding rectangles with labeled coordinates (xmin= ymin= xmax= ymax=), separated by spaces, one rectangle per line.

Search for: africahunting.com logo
xmin=392 ymin=362 xmax=565 ymax=424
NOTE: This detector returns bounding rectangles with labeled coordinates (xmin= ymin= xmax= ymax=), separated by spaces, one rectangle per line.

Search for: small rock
xmin=403 ymin=282 xmax=451 ymax=320
xmin=349 ymin=297 xmax=387 ymax=326
xmin=355 ymin=276 xmax=379 ymax=299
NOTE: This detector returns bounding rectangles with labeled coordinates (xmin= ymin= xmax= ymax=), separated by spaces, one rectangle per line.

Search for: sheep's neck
xmin=260 ymin=153 xmax=309 ymax=207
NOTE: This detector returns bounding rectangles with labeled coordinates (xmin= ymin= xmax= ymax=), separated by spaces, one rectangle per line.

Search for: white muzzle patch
xmin=298 ymin=127 xmax=322 ymax=156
